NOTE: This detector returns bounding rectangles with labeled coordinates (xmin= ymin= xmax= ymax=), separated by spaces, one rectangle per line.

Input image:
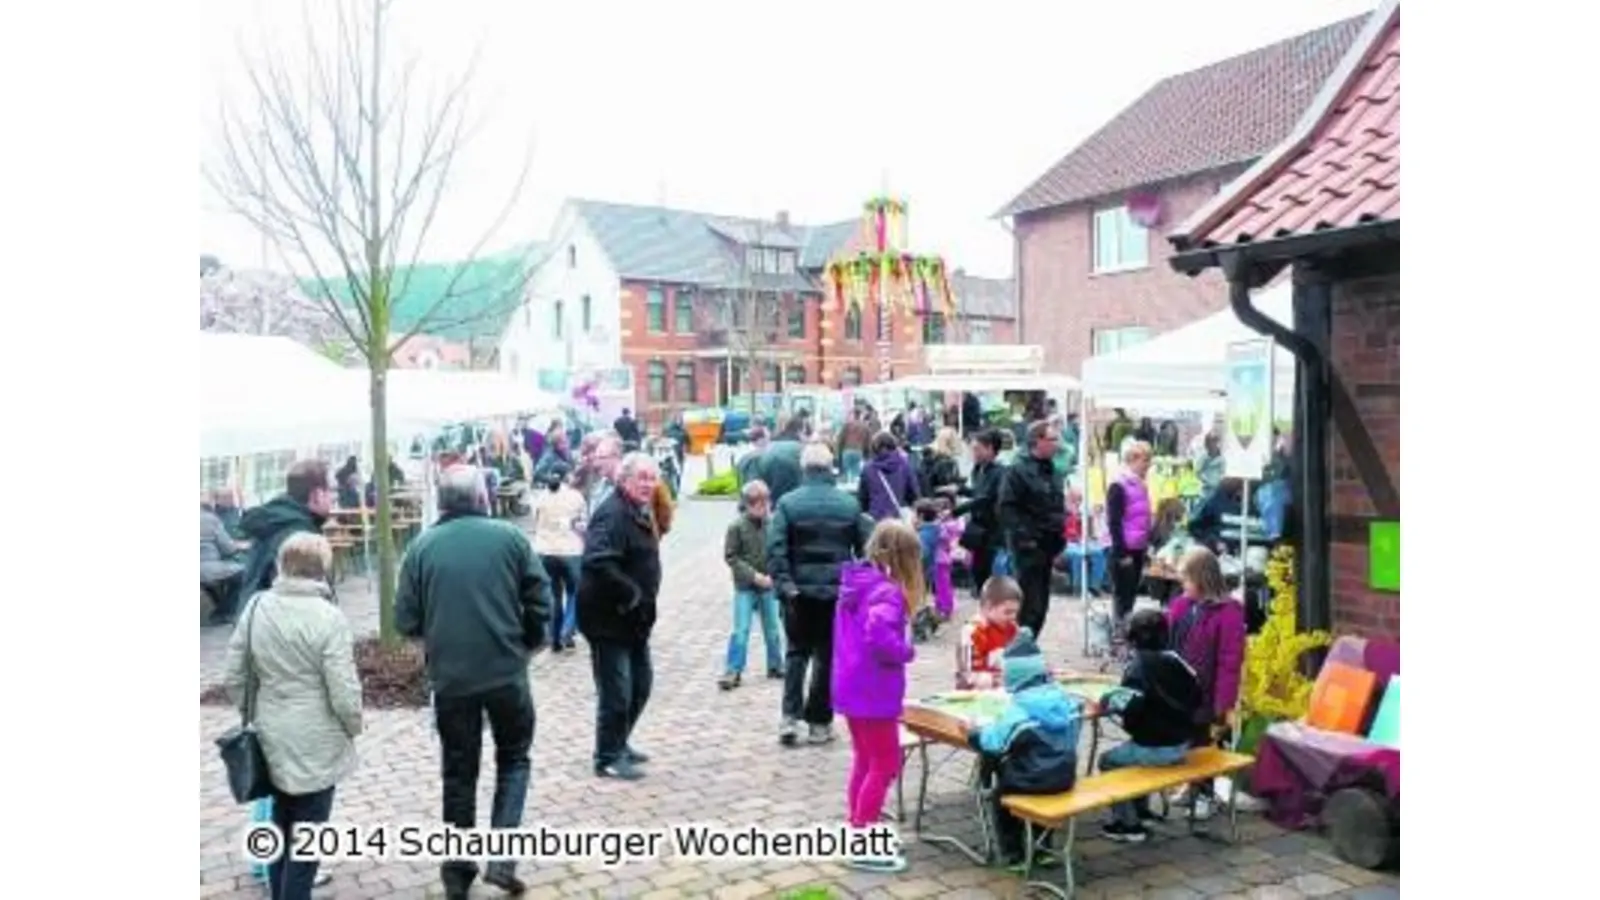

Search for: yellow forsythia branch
xmin=1241 ymin=546 xmax=1333 ymax=721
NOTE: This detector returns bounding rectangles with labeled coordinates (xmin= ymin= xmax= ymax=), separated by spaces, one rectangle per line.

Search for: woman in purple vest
xmin=1105 ymin=441 xmax=1154 ymax=626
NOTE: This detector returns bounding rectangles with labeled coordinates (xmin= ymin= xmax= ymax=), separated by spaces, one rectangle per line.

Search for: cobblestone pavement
xmin=199 ymin=499 xmax=1400 ymax=899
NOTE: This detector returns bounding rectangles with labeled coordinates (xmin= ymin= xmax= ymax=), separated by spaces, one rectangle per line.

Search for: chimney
xmin=775 ymin=210 xmax=790 ymax=228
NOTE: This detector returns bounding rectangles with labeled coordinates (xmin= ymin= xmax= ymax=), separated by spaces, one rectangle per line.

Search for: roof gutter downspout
xmin=1220 ymin=253 xmax=1333 ymax=634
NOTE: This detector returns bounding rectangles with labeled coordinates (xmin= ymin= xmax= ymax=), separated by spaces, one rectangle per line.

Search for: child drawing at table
xmin=965 ymin=627 xmax=1084 ymax=868
xmin=1097 ymin=608 xmax=1204 ymax=843
xmin=1166 ymin=546 xmax=1247 ymax=819
xmin=831 ymin=520 xmax=922 ymax=873
xmin=956 ymin=576 xmax=1022 ymax=689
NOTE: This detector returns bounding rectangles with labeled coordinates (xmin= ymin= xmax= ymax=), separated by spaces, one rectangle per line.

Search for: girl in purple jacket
xmin=831 ymin=520 xmax=923 ymax=873
xmin=1166 ymin=547 xmax=1247 ymax=818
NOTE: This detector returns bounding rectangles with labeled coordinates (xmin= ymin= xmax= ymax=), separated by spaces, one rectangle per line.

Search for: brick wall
xmin=618 ymin=277 xmax=1018 ymax=427
xmin=1327 ymin=272 xmax=1400 ymax=642
xmin=1014 ymin=169 xmax=1246 ymax=377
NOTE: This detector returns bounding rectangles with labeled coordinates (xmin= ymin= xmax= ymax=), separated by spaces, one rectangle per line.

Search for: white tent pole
xmin=1079 ymin=390 xmax=1091 ymax=657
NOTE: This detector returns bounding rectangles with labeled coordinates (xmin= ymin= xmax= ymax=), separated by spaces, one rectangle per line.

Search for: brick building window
xmin=674 ymin=361 xmax=696 ymax=403
xmin=844 ymin=306 xmax=862 ymax=340
xmin=674 ymin=288 xmax=694 ymax=333
xmin=842 ymin=366 xmax=862 ymax=387
xmin=581 ymin=295 xmax=592 ymax=331
xmin=786 ymin=365 xmax=805 ymax=386
xmin=968 ymin=319 xmax=992 ymax=344
xmin=646 ymin=288 xmax=666 ymax=333
xmin=922 ymin=312 xmax=946 ymax=344
xmin=1091 ymin=326 xmax=1151 ymax=356
xmin=787 ymin=297 xmax=806 ymax=338
xmin=762 ymin=363 xmax=782 ymax=391
xmin=1092 ymin=206 xmax=1150 ymax=273
xmin=647 ymin=360 xmax=667 ymax=402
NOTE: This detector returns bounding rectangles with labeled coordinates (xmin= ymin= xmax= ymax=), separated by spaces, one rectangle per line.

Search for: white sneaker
xmin=1191 ymin=795 xmax=1215 ymax=821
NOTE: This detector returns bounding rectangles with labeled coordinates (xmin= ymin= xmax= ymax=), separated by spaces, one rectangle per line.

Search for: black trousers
xmin=1015 ymin=556 xmax=1053 ymax=637
xmin=1110 ymin=549 xmax=1148 ymax=622
xmin=782 ymin=599 xmax=835 ymax=725
xmin=968 ymin=545 xmax=996 ymax=599
xmin=434 ymin=680 xmax=536 ymax=890
xmin=205 ymin=571 xmax=245 ymax=620
xmin=589 ymin=637 xmax=653 ymax=768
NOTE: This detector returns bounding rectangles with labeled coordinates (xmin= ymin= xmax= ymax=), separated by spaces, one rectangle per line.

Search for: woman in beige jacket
xmin=224 ymin=533 xmax=363 ymax=900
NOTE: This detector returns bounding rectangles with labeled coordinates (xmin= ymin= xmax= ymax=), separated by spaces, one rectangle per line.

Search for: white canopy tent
xmin=199 ymin=333 xmax=371 ymax=457
xmin=200 ymin=333 xmax=561 ymax=457
xmin=880 ymin=372 xmax=1081 ymax=395
xmin=382 ymin=369 xmax=561 ymax=435
xmin=1080 ymin=282 xmax=1297 ymax=413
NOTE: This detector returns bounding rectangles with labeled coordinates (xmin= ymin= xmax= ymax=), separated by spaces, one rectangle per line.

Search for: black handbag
xmin=215 ymin=597 xmax=273 ymax=804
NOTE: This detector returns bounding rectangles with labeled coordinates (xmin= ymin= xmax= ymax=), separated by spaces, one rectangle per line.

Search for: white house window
xmin=968 ymin=320 xmax=992 ymax=344
xmin=552 ymin=300 xmax=564 ymax=339
xmin=1091 ymin=326 xmax=1151 ymax=356
xmin=745 ymin=247 xmax=762 ymax=273
xmin=778 ymin=250 xmax=796 ymax=274
xmin=763 ymin=248 xmax=779 ymax=274
xmin=567 ymin=245 xmax=576 ymax=268
xmin=1091 ymin=206 xmax=1150 ymax=273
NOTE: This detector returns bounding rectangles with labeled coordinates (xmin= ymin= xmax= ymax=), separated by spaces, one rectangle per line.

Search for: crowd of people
xmin=211 ymin=396 xmax=1274 ymax=897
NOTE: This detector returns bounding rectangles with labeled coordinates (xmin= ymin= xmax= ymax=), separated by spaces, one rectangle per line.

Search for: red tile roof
xmin=1171 ymin=2 xmax=1399 ymax=250
xmin=997 ymin=14 xmax=1370 ymax=218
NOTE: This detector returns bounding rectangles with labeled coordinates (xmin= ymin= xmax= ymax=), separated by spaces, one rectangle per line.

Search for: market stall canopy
xmin=199 ymin=333 xmax=370 ymax=457
xmin=884 ymin=372 xmax=1081 ymax=395
xmin=382 ymin=369 xmax=560 ymax=432
xmin=1080 ymin=282 xmax=1297 ymax=412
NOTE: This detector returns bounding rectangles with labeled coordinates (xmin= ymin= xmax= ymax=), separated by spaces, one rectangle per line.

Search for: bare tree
xmin=204 ymin=0 xmax=535 ymax=642
xmin=697 ymin=220 xmax=791 ymax=413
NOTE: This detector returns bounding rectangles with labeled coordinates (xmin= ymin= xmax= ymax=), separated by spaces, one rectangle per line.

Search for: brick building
xmin=998 ymin=13 xmax=1370 ymax=379
xmin=1168 ymin=0 xmax=1400 ymax=643
xmin=496 ymin=199 xmax=1016 ymax=426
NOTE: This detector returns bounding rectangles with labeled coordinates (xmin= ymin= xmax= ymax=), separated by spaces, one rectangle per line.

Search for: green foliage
xmin=779 ymin=889 xmax=836 ymax=900
xmin=696 ymin=469 xmax=739 ymax=497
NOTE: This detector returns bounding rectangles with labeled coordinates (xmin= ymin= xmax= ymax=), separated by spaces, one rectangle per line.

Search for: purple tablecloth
xmin=1251 ymin=721 xmax=1401 ymax=830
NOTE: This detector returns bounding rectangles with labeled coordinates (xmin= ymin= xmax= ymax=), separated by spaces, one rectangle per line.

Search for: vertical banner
xmin=1223 ymin=338 xmax=1274 ymax=479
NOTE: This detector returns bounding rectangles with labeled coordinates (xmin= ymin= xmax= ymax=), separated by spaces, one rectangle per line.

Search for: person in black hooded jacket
xmin=1096 ymin=609 xmax=1204 ymax=843
xmin=236 ymin=459 xmax=334 ymax=620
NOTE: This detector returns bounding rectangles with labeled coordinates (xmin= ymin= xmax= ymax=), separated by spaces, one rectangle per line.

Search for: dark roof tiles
xmin=998 ymin=13 xmax=1371 ymax=217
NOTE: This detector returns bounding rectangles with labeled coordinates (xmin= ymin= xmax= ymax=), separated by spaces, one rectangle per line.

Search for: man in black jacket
xmin=396 ymin=465 xmax=552 ymax=899
xmin=997 ymin=420 xmax=1067 ymax=636
xmin=578 ymin=452 xmax=664 ymax=781
xmin=767 ymin=442 xmax=872 ymax=747
xmin=954 ymin=429 xmax=1006 ymax=597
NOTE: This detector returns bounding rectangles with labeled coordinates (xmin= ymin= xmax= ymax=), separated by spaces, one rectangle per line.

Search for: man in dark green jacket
xmin=767 ymin=443 xmax=872 ymax=746
xmin=236 ymin=459 xmax=333 ymax=621
xmin=396 ymin=465 xmax=551 ymax=900
xmin=759 ymin=417 xmax=809 ymax=504
xmin=720 ymin=480 xmax=783 ymax=690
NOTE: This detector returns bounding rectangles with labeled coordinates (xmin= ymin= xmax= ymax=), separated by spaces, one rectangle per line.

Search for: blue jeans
xmin=1063 ymin=543 xmax=1108 ymax=593
xmin=540 ymin=554 xmax=581 ymax=644
xmin=266 ymin=786 xmax=335 ymax=900
xmin=725 ymin=588 xmax=783 ymax=674
xmin=1099 ymin=741 xmax=1189 ymax=825
xmin=842 ymin=449 xmax=863 ymax=481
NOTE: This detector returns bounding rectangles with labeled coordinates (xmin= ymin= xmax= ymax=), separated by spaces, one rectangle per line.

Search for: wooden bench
xmin=1001 ymin=747 xmax=1255 ymax=899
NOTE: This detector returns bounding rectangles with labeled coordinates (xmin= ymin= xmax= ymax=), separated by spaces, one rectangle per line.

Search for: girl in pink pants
xmin=831 ymin=521 xmax=923 ymax=873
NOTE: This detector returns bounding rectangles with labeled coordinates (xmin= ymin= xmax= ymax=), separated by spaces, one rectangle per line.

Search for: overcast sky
xmin=198 ymin=0 xmax=1377 ymax=278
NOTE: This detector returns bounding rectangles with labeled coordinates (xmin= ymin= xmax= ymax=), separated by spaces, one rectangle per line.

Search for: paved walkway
xmin=198 ymin=500 xmax=1400 ymax=899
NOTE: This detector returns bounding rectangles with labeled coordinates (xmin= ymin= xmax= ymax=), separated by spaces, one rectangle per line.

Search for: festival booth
xmin=1073 ymin=283 xmax=1297 ymax=655
xmin=199 ymin=333 xmax=370 ymax=458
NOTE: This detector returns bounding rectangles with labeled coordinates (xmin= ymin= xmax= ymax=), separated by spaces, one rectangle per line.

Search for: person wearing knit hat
xmin=1000 ymin=627 xmax=1050 ymax=693
xmin=967 ymin=626 xmax=1083 ymax=869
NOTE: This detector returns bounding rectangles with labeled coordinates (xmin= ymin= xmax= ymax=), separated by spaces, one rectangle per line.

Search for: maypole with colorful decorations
xmin=822 ymin=197 xmax=958 ymax=325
